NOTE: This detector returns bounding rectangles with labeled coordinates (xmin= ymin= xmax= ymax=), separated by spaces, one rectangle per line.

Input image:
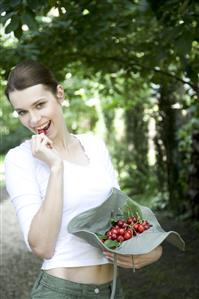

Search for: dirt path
xmin=0 ymin=193 xmax=41 ymax=299
xmin=1 ymin=191 xmax=199 ymax=299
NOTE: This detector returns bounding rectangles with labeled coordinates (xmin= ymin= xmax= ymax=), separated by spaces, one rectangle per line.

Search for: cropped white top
xmin=4 ymin=133 xmax=120 ymax=269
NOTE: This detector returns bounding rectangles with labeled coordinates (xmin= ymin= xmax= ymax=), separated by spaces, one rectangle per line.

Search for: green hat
xmin=68 ymin=188 xmax=185 ymax=299
xmin=68 ymin=188 xmax=185 ymax=254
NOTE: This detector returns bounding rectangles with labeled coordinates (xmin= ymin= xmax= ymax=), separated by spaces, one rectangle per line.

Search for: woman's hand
xmin=103 ymin=245 xmax=163 ymax=269
xmin=31 ymin=133 xmax=62 ymax=168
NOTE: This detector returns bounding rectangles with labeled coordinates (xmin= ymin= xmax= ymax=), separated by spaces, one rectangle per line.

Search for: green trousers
xmin=31 ymin=271 xmax=125 ymax=299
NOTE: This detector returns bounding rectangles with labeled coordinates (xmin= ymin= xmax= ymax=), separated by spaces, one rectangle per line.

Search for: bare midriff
xmin=45 ymin=263 xmax=114 ymax=284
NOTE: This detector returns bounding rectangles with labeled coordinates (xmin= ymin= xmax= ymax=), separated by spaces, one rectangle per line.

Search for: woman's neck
xmin=53 ymin=125 xmax=73 ymax=152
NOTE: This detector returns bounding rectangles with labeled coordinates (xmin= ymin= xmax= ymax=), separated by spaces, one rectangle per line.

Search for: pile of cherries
xmin=101 ymin=215 xmax=152 ymax=245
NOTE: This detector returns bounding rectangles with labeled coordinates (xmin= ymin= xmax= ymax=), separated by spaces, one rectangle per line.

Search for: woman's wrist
xmin=50 ymin=160 xmax=64 ymax=172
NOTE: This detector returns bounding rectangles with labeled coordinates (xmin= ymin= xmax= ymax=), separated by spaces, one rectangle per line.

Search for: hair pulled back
xmin=5 ymin=60 xmax=58 ymax=101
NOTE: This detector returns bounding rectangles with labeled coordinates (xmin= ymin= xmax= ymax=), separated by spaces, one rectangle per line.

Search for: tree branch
xmin=79 ymin=53 xmax=198 ymax=99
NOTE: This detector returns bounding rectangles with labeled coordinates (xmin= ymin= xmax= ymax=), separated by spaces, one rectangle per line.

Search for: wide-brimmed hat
xmin=68 ymin=188 xmax=185 ymax=299
xmin=68 ymin=188 xmax=185 ymax=254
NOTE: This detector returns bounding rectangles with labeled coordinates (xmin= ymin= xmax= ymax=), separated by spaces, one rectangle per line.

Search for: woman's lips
xmin=38 ymin=128 xmax=47 ymax=135
xmin=37 ymin=121 xmax=51 ymax=134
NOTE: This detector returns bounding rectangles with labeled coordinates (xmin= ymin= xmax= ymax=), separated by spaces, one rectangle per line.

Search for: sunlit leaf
xmin=5 ymin=16 xmax=20 ymax=33
xmin=21 ymin=13 xmax=38 ymax=30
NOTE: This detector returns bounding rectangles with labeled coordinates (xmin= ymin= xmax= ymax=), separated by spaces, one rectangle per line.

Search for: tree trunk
xmin=187 ymin=130 xmax=199 ymax=219
xmin=124 ymin=102 xmax=149 ymax=195
xmin=155 ymin=83 xmax=183 ymax=211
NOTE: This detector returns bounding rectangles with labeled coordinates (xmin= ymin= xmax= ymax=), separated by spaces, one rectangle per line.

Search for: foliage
xmin=0 ymin=0 xmax=199 ymax=218
xmin=0 ymin=1 xmax=198 ymax=92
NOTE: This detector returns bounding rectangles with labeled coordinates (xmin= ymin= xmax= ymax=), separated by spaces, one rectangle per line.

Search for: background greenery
xmin=0 ymin=0 xmax=199 ymax=219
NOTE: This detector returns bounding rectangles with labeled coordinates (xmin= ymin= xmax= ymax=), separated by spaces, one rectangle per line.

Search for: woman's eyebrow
xmin=15 ymin=98 xmax=46 ymax=111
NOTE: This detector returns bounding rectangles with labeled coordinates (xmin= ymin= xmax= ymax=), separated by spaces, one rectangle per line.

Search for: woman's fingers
xmin=32 ymin=133 xmax=53 ymax=151
xmin=31 ymin=133 xmax=62 ymax=167
xmin=103 ymin=251 xmax=132 ymax=268
xmin=103 ymin=246 xmax=163 ymax=269
xmin=31 ymin=134 xmax=53 ymax=159
xmin=40 ymin=134 xmax=53 ymax=148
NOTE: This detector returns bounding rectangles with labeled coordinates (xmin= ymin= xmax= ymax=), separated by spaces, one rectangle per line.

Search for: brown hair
xmin=5 ymin=60 xmax=59 ymax=101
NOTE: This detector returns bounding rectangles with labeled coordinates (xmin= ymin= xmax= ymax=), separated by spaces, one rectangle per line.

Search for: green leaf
xmin=96 ymin=234 xmax=107 ymax=240
xmin=175 ymin=33 xmax=193 ymax=56
xmin=10 ymin=0 xmax=21 ymax=8
xmin=110 ymin=214 xmax=123 ymax=224
xmin=0 ymin=12 xmax=16 ymax=25
xmin=21 ymin=13 xmax=38 ymax=31
xmin=27 ymin=0 xmax=43 ymax=10
xmin=5 ymin=16 xmax=20 ymax=33
xmin=14 ymin=25 xmax=23 ymax=39
xmin=104 ymin=239 xmax=119 ymax=249
xmin=138 ymin=0 xmax=150 ymax=13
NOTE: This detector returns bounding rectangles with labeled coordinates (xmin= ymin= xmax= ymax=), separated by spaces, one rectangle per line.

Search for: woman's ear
xmin=56 ymin=85 xmax=65 ymax=104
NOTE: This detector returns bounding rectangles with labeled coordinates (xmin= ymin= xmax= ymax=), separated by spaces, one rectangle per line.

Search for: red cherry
xmin=111 ymin=228 xmax=118 ymax=235
xmin=133 ymin=223 xmax=139 ymax=231
xmin=117 ymin=220 xmax=125 ymax=227
xmin=38 ymin=129 xmax=47 ymax=135
xmin=126 ymin=228 xmax=133 ymax=235
xmin=118 ymin=228 xmax=125 ymax=236
xmin=117 ymin=235 xmax=124 ymax=242
xmin=106 ymin=231 xmax=112 ymax=237
xmin=124 ymin=231 xmax=132 ymax=240
xmin=137 ymin=224 xmax=144 ymax=233
xmin=142 ymin=221 xmax=150 ymax=230
xmin=123 ymin=222 xmax=129 ymax=228
xmin=132 ymin=216 xmax=138 ymax=223
xmin=114 ymin=225 xmax=120 ymax=229
xmin=111 ymin=233 xmax=117 ymax=240
xmin=127 ymin=217 xmax=133 ymax=224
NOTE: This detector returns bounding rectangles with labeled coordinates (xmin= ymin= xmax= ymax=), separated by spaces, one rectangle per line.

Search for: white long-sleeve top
xmin=4 ymin=133 xmax=120 ymax=269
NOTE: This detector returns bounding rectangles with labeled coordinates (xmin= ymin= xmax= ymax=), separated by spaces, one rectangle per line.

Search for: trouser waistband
xmin=37 ymin=270 xmax=115 ymax=296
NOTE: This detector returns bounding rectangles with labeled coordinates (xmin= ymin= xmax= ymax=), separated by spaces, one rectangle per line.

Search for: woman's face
xmin=9 ymin=84 xmax=65 ymax=141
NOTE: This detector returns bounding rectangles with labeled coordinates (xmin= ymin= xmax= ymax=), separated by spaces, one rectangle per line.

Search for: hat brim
xmin=68 ymin=188 xmax=185 ymax=254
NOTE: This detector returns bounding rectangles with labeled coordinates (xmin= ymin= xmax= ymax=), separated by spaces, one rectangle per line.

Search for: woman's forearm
xmin=28 ymin=161 xmax=64 ymax=259
xmin=103 ymin=245 xmax=163 ymax=269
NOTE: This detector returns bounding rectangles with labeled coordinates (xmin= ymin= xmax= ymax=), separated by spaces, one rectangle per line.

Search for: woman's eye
xmin=18 ymin=111 xmax=26 ymax=116
xmin=36 ymin=102 xmax=45 ymax=109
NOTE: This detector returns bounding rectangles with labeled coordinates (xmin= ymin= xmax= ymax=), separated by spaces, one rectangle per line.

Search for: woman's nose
xmin=29 ymin=112 xmax=41 ymax=126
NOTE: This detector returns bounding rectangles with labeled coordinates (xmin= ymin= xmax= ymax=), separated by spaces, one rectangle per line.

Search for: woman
xmin=4 ymin=60 xmax=162 ymax=299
